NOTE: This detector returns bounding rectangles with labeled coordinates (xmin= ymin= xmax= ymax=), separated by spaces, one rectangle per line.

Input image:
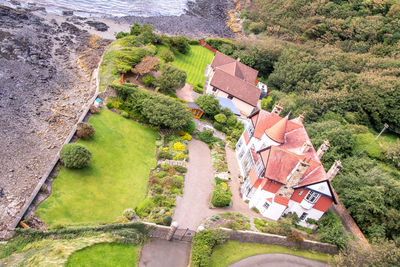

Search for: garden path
xmin=173 ymin=139 xmax=264 ymax=231
xmin=176 ymin=83 xmax=197 ymax=102
xmin=228 ymin=253 xmax=328 ymax=267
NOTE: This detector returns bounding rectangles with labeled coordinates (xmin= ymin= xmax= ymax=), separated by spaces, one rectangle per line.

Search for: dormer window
xmin=246 ymin=123 xmax=254 ymax=137
xmin=305 ymin=191 xmax=320 ymax=204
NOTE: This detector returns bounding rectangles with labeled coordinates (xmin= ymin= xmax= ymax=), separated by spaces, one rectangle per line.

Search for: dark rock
xmin=86 ymin=21 xmax=109 ymax=32
xmin=62 ymin=10 xmax=73 ymax=16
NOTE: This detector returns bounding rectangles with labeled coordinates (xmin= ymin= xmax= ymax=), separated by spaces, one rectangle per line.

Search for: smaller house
xmin=204 ymin=51 xmax=261 ymax=117
xmin=187 ymin=102 xmax=204 ymax=119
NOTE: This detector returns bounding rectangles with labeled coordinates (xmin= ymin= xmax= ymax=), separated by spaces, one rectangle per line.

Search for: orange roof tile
xmin=211 ymin=51 xmax=258 ymax=84
xmin=274 ymin=195 xmax=289 ymax=207
xmin=265 ymin=116 xmax=288 ymax=144
xmin=210 ymin=69 xmax=261 ymax=106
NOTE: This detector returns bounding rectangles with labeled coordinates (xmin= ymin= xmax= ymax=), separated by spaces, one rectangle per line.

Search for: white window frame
xmin=263 ymin=202 xmax=270 ymax=210
xmin=246 ymin=123 xmax=255 ymax=137
xmin=236 ymin=137 xmax=244 ymax=150
xmin=300 ymin=212 xmax=308 ymax=220
xmin=305 ymin=191 xmax=320 ymax=204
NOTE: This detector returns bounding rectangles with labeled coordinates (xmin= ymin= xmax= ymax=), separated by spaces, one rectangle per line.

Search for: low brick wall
xmin=219 ymin=228 xmax=338 ymax=255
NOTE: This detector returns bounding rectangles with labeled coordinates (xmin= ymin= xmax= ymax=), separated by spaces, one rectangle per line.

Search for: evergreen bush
xmin=60 ymin=143 xmax=92 ymax=169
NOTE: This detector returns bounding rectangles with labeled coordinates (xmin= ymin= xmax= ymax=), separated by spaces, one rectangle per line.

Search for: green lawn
xmin=354 ymin=130 xmax=398 ymax=160
xmin=158 ymin=45 xmax=214 ymax=87
xmin=210 ymin=241 xmax=330 ymax=267
xmin=66 ymin=243 xmax=140 ymax=267
xmin=37 ymin=109 xmax=158 ymax=225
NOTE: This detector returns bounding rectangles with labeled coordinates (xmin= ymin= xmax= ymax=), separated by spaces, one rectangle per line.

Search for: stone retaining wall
xmin=143 ymin=222 xmax=171 ymax=240
xmin=219 ymin=227 xmax=338 ymax=255
xmin=1 ymin=65 xmax=101 ymax=240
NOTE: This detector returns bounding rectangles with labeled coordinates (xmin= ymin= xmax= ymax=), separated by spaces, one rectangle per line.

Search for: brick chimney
xmin=272 ymin=103 xmax=283 ymax=116
xmin=327 ymin=160 xmax=342 ymax=181
xmin=297 ymin=112 xmax=305 ymax=123
xmin=300 ymin=140 xmax=312 ymax=154
xmin=317 ymin=140 xmax=330 ymax=159
xmin=278 ymin=157 xmax=311 ymax=198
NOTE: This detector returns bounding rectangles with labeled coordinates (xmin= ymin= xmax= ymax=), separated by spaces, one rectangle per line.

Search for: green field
xmin=354 ymin=130 xmax=398 ymax=160
xmin=37 ymin=109 xmax=158 ymax=225
xmin=210 ymin=241 xmax=330 ymax=267
xmin=158 ymin=45 xmax=214 ymax=87
xmin=66 ymin=243 xmax=140 ymax=267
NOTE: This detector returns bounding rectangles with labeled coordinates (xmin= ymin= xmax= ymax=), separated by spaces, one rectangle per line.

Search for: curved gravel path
xmin=228 ymin=253 xmax=328 ymax=267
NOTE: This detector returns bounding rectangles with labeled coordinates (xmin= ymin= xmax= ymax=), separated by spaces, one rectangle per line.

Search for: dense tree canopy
xmin=156 ymin=64 xmax=187 ymax=91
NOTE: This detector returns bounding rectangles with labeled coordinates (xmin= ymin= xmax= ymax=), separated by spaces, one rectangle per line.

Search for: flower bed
xmin=156 ymin=132 xmax=191 ymax=161
xmin=204 ymin=212 xmax=250 ymax=231
xmin=136 ymin=162 xmax=187 ymax=226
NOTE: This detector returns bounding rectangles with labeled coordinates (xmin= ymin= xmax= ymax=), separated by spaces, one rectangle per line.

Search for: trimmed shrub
xmin=76 ymin=122 xmax=96 ymax=140
xmin=251 ymin=207 xmax=259 ymax=213
xmin=156 ymin=171 xmax=167 ymax=179
xmin=214 ymin=113 xmax=227 ymax=124
xmin=123 ymin=209 xmax=136 ymax=220
xmin=157 ymin=151 xmax=173 ymax=160
xmin=174 ymin=165 xmax=187 ymax=173
xmin=192 ymin=229 xmax=228 ymax=267
xmin=60 ymin=143 xmax=92 ymax=169
xmin=116 ymin=31 xmax=129 ymax=39
xmin=136 ymin=198 xmax=155 ymax=217
xmin=106 ymin=102 xmax=113 ymax=109
xmin=183 ymin=120 xmax=196 ymax=135
xmin=197 ymin=130 xmax=215 ymax=144
xmin=121 ymin=111 xmax=129 ymax=118
xmin=159 ymin=49 xmax=175 ymax=63
xmin=211 ymin=188 xmax=231 ymax=207
xmin=189 ymin=39 xmax=200 ymax=45
xmin=142 ymin=74 xmax=155 ymax=87
xmin=161 ymin=163 xmax=170 ymax=170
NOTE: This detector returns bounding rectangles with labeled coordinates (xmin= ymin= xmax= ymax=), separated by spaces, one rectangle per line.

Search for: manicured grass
xmin=158 ymin=45 xmax=214 ymax=87
xmin=37 ymin=109 xmax=158 ymax=225
xmin=66 ymin=243 xmax=140 ymax=267
xmin=210 ymin=241 xmax=330 ymax=267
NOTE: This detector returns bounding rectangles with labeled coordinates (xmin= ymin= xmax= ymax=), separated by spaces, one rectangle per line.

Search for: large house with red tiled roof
xmin=235 ymin=103 xmax=342 ymax=227
xmin=204 ymin=51 xmax=261 ymax=116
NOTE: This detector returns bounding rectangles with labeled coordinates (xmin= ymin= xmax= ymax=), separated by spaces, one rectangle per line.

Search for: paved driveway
xmin=173 ymin=140 xmax=264 ymax=230
xmin=229 ymin=254 xmax=328 ymax=267
xmin=139 ymin=239 xmax=191 ymax=267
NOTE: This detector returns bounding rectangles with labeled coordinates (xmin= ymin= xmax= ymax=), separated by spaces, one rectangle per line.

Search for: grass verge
xmin=209 ymin=241 xmax=330 ymax=267
xmin=36 ymin=109 xmax=158 ymax=225
xmin=66 ymin=243 xmax=140 ymax=267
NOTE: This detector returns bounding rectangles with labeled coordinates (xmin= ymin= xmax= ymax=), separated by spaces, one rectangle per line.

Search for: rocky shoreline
xmin=0 ymin=0 xmax=233 ymax=238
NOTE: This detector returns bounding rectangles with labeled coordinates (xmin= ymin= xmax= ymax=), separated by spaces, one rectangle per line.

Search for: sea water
xmin=0 ymin=0 xmax=193 ymax=17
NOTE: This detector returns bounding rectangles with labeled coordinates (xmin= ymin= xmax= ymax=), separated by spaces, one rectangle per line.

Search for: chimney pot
xmin=272 ymin=103 xmax=283 ymax=116
xmin=301 ymin=140 xmax=312 ymax=154
xmin=327 ymin=160 xmax=342 ymax=181
xmin=317 ymin=140 xmax=330 ymax=159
